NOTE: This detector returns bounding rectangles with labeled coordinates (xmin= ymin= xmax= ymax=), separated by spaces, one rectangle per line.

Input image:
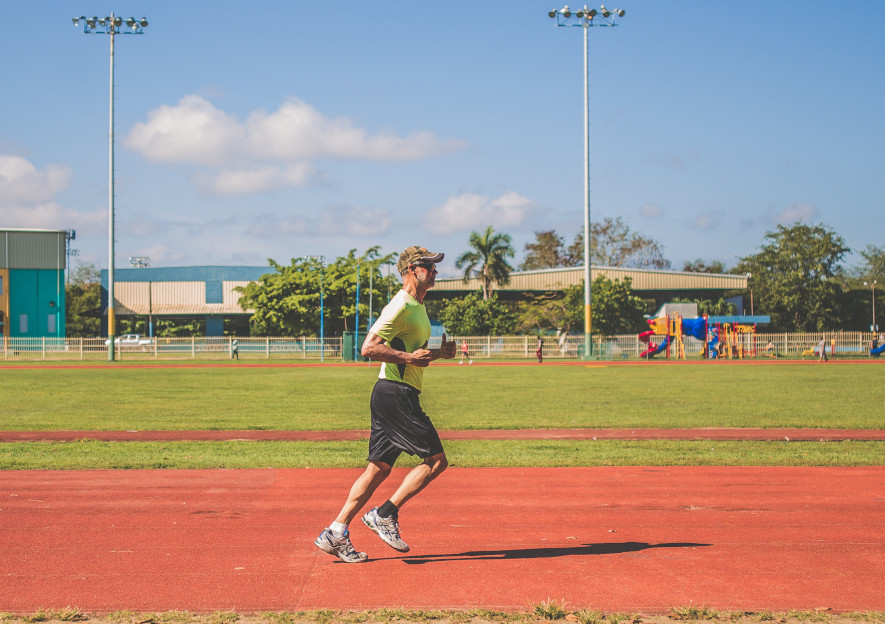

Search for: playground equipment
xmin=639 ymin=313 xmax=708 ymax=359
xmin=707 ymin=320 xmax=758 ymax=359
xmin=638 ymin=303 xmax=770 ymax=360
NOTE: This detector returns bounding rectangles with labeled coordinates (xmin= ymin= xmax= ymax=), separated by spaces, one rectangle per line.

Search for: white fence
xmin=0 ymin=336 xmax=342 ymax=361
xmin=1 ymin=332 xmax=876 ymax=361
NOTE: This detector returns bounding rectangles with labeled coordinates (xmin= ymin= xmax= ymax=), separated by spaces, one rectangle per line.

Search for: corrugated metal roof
xmin=434 ymin=266 xmax=747 ymax=293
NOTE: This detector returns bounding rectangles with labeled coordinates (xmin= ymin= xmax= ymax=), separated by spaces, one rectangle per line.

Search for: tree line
xmin=65 ymin=220 xmax=885 ymax=337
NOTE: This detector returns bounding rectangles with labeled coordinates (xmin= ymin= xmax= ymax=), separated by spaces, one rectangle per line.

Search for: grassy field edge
xmin=1 ymin=606 xmax=883 ymax=624
xmin=1 ymin=439 xmax=881 ymax=470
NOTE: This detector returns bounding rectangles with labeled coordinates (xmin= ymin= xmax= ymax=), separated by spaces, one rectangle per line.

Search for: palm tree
xmin=455 ymin=226 xmax=515 ymax=299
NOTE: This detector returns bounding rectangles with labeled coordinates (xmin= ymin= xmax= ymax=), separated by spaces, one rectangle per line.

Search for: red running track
xmin=1 ymin=467 xmax=883 ymax=613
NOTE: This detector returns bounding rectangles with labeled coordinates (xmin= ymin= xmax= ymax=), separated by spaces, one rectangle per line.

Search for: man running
xmin=314 ymin=245 xmax=457 ymax=563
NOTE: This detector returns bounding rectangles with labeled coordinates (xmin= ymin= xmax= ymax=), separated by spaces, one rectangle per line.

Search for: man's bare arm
xmin=361 ymin=333 xmax=434 ymax=367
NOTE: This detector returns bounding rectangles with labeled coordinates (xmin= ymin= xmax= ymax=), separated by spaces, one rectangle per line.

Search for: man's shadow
xmin=396 ymin=542 xmax=711 ymax=564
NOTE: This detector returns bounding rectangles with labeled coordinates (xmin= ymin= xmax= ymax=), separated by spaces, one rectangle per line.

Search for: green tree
xmin=857 ymin=245 xmax=885 ymax=282
xmin=455 ymin=226 xmax=516 ymax=299
xmin=235 ymin=258 xmax=321 ymax=335
xmin=734 ymin=223 xmax=849 ymax=331
xmin=588 ymin=275 xmax=648 ymax=336
xmin=323 ymin=248 xmax=397 ymax=334
xmin=235 ymin=247 xmax=396 ymax=336
xmin=437 ymin=291 xmax=517 ymax=336
xmin=516 ymin=290 xmax=581 ymax=335
xmin=65 ymin=263 xmax=102 ymax=337
xmin=520 ymin=230 xmax=570 ymax=270
xmin=568 ymin=217 xmax=671 ymax=269
xmin=683 ymin=258 xmax=727 ymax=274
xmin=842 ymin=245 xmax=885 ymax=331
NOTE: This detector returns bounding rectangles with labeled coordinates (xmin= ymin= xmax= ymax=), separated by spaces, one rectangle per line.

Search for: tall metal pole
xmin=107 ymin=22 xmax=116 ymax=360
xmin=582 ymin=18 xmax=592 ymax=359
xmin=549 ymin=5 xmax=624 ymax=360
xmin=74 ymin=13 xmax=148 ymax=360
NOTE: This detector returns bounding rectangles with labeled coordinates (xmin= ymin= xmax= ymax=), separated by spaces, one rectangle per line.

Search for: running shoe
xmin=314 ymin=528 xmax=368 ymax=563
xmin=362 ymin=507 xmax=410 ymax=552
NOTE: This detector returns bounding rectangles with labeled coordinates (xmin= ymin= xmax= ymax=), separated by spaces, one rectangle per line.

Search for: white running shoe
xmin=362 ymin=507 xmax=410 ymax=552
xmin=314 ymin=528 xmax=368 ymax=563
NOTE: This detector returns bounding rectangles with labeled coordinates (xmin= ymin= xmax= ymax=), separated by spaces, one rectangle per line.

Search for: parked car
xmin=105 ymin=333 xmax=153 ymax=349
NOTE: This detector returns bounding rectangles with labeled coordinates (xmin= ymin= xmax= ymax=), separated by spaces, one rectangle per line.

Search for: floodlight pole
xmin=73 ymin=14 xmax=148 ymax=360
xmin=548 ymin=5 xmax=624 ymax=360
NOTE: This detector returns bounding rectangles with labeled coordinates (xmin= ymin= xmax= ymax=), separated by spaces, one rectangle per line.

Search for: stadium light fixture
xmin=547 ymin=5 xmax=625 ymax=360
xmin=73 ymin=12 xmax=148 ymax=360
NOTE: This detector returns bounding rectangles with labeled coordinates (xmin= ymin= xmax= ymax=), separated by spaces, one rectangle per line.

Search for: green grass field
xmin=3 ymin=362 xmax=884 ymax=430
xmin=1 ymin=361 xmax=882 ymax=469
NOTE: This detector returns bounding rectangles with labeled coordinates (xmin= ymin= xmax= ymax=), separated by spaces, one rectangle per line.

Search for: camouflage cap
xmin=396 ymin=245 xmax=445 ymax=274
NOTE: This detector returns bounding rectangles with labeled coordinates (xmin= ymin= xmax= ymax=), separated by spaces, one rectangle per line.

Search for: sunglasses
xmin=412 ymin=262 xmax=437 ymax=272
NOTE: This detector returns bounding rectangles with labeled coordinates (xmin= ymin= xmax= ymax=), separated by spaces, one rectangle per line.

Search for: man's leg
xmin=315 ymin=461 xmax=391 ymax=563
xmin=388 ymin=452 xmax=448 ymax=508
xmin=335 ymin=461 xmax=391 ymax=525
xmin=362 ymin=453 xmax=447 ymax=553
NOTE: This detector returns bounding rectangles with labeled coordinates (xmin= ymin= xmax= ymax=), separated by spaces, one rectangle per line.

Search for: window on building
xmin=0 ymin=275 xmax=4 ymax=295
xmin=48 ymin=314 xmax=56 ymax=334
xmin=19 ymin=314 xmax=28 ymax=334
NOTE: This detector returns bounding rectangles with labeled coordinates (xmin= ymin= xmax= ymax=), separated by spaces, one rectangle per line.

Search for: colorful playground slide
xmin=872 ymin=342 xmax=885 ymax=356
xmin=638 ymin=331 xmax=668 ymax=357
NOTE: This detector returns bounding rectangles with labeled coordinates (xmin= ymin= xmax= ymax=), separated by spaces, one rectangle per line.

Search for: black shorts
xmin=367 ymin=379 xmax=444 ymax=466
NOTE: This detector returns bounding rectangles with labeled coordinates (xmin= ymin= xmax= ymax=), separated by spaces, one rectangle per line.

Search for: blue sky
xmin=2 ymin=1 xmax=883 ymax=278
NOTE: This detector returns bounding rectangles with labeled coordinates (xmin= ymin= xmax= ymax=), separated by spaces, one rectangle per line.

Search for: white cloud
xmin=0 ymin=154 xmax=105 ymax=233
xmin=0 ymin=155 xmax=72 ymax=206
xmin=768 ymin=202 xmax=818 ymax=225
xmin=427 ymin=191 xmax=536 ymax=235
xmin=318 ymin=205 xmax=393 ymax=236
xmin=640 ymin=203 xmax=665 ymax=219
xmin=0 ymin=202 xmax=105 ymax=233
xmin=192 ymin=163 xmax=316 ymax=196
xmin=125 ymin=95 xmax=244 ymax=166
xmin=246 ymin=98 xmax=465 ymax=162
xmin=125 ymin=95 xmax=467 ymax=196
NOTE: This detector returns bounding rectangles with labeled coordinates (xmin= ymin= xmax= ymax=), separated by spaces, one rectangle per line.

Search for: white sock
xmin=329 ymin=521 xmax=348 ymax=536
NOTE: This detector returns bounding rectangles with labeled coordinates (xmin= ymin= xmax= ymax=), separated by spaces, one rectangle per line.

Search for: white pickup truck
xmin=105 ymin=333 xmax=153 ymax=349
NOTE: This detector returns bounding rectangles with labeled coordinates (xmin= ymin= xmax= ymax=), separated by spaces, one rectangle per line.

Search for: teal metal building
xmin=0 ymin=229 xmax=67 ymax=338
